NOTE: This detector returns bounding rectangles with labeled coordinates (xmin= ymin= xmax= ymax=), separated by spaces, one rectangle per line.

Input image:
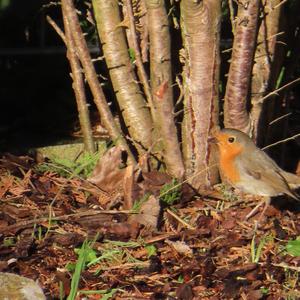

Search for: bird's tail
xmin=282 ymin=171 xmax=300 ymax=189
xmin=280 ymin=171 xmax=300 ymax=201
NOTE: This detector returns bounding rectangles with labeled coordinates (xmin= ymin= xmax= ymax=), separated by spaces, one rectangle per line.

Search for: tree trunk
xmin=92 ymin=0 xmax=153 ymax=155
xmin=146 ymin=0 xmax=184 ymax=179
xmin=224 ymin=0 xmax=260 ymax=134
xmin=180 ymin=0 xmax=220 ymax=189
xmin=61 ymin=0 xmax=135 ymax=162
xmin=251 ymin=0 xmax=283 ymax=142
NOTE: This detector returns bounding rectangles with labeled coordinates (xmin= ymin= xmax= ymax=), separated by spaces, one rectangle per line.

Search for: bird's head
xmin=211 ymin=128 xmax=255 ymax=159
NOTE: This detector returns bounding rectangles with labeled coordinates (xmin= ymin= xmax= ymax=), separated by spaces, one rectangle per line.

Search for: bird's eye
xmin=228 ymin=137 xmax=235 ymax=143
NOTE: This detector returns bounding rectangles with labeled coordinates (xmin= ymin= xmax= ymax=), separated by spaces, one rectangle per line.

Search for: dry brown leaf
xmin=72 ymin=190 xmax=87 ymax=204
xmin=0 ymin=176 xmax=14 ymax=198
xmin=88 ymin=146 xmax=126 ymax=194
xmin=142 ymin=171 xmax=171 ymax=187
xmin=165 ymin=239 xmax=193 ymax=257
xmin=129 ymin=195 xmax=160 ymax=229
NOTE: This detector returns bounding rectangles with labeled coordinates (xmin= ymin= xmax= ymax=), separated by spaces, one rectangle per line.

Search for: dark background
xmin=0 ymin=0 xmax=299 ymax=172
xmin=0 ymin=0 xmax=97 ymax=152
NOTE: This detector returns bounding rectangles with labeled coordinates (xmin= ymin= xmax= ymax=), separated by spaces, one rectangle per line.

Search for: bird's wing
xmin=280 ymin=171 xmax=300 ymax=188
xmin=239 ymin=149 xmax=299 ymax=200
xmin=239 ymin=147 xmax=279 ymax=173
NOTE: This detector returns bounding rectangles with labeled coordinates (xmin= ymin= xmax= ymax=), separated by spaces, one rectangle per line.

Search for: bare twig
xmin=174 ymin=75 xmax=184 ymax=109
xmin=273 ymin=0 xmax=289 ymax=10
xmin=46 ymin=15 xmax=67 ymax=44
xmin=0 ymin=209 xmax=134 ymax=233
xmin=269 ymin=112 xmax=292 ymax=125
xmin=47 ymin=14 xmax=95 ymax=153
xmin=166 ymin=208 xmax=195 ymax=230
xmin=144 ymin=232 xmax=180 ymax=244
xmin=262 ymin=133 xmax=300 ymax=150
xmin=98 ymin=262 xmax=150 ymax=271
xmin=266 ymin=31 xmax=285 ymax=42
xmin=159 ymin=163 xmax=218 ymax=200
xmin=259 ymin=77 xmax=300 ymax=103
xmin=63 ymin=10 xmax=95 ymax=153
xmin=272 ymin=262 xmax=300 ymax=272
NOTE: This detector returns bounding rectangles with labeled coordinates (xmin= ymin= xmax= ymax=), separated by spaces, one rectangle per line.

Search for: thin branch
xmin=273 ymin=0 xmax=288 ymax=10
xmin=166 ymin=208 xmax=195 ymax=230
xmin=1 ymin=209 xmax=134 ymax=233
xmin=259 ymin=77 xmax=300 ymax=103
xmin=266 ymin=31 xmax=285 ymax=42
xmin=255 ymin=31 xmax=285 ymax=48
xmin=47 ymin=14 xmax=95 ymax=152
xmin=222 ymin=47 xmax=233 ymax=53
xmin=174 ymin=75 xmax=184 ymax=109
xmin=62 ymin=8 xmax=95 ymax=153
xmin=124 ymin=0 xmax=154 ymax=115
xmin=262 ymin=133 xmax=300 ymax=150
xmin=91 ymin=56 xmax=105 ymax=62
xmin=158 ymin=163 xmax=218 ymax=200
xmin=97 ymin=262 xmax=150 ymax=271
xmin=272 ymin=262 xmax=300 ymax=272
xmin=269 ymin=112 xmax=292 ymax=125
xmin=46 ymin=15 xmax=67 ymax=44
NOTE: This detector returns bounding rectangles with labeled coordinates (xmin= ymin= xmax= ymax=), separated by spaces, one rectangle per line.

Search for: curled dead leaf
xmin=129 ymin=195 xmax=161 ymax=230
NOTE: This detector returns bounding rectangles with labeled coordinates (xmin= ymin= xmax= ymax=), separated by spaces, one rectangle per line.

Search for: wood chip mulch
xmin=0 ymin=153 xmax=300 ymax=300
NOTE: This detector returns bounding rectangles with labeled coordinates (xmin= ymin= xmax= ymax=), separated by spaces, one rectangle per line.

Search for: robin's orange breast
xmin=219 ymin=154 xmax=241 ymax=185
xmin=217 ymin=142 xmax=244 ymax=185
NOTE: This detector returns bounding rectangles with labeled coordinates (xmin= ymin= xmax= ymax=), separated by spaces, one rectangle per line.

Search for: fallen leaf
xmin=129 ymin=195 xmax=161 ymax=229
xmin=165 ymin=239 xmax=193 ymax=256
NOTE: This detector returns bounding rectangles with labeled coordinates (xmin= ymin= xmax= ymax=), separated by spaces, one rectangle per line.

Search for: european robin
xmin=213 ymin=128 xmax=300 ymax=219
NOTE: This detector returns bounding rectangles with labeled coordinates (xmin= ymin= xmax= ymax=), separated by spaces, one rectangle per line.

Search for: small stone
xmin=0 ymin=272 xmax=45 ymax=300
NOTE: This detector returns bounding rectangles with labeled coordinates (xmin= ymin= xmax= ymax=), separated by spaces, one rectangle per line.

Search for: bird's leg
xmin=258 ymin=196 xmax=271 ymax=221
xmin=245 ymin=196 xmax=271 ymax=220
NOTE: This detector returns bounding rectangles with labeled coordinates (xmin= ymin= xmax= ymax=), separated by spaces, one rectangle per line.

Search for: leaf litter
xmin=0 ymin=149 xmax=300 ymax=299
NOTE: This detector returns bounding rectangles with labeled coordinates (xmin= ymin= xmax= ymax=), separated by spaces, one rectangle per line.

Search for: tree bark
xmin=251 ymin=0 xmax=283 ymax=141
xmin=61 ymin=0 xmax=135 ymax=162
xmin=61 ymin=8 xmax=95 ymax=153
xmin=146 ymin=0 xmax=185 ymax=179
xmin=124 ymin=0 xmax=153 ymax=113
xmin=92 ymin=0 xmax=153 ymax=154
xmin=224 ymin=0 xmax=260 ymax=134
xmin=180 ymin=0 xmax=220 ymax=189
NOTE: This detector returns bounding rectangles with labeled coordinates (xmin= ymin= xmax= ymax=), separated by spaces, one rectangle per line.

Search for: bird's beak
xmin=208 ymin=135 xmax=218 ymax=144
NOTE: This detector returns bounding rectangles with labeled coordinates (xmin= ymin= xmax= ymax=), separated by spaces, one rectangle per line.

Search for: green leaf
xmin=177 ymin=274 xmax=184 ymax=283
xmin=159 ymin=179 xmax=181 ymax=205
xmin=65 ymin=262 xmax=76 ymax=272
xmin=3 ymin=237 xmax=15 ymax=247
xmin=285 ymin=239 xmax=300 ymax=257
xmin=128 ymin=48 xmax=135 ymax=62
xmin=75 ymin=246 xmax=98 ymax=263
xmin=145 ymin=244 xmax=157 ymax=257
xmin=67 ymin=240 xmax=93 ymax=300
xmin=260 ymin=287 xmax=269 ymax=295
xmin=79 ymin=288 xmax=118 ymax=300
xmin=101 ymin=289 xmax=118 ymax=300
xmin=131 ymin=193 xmax=150 ymax=213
